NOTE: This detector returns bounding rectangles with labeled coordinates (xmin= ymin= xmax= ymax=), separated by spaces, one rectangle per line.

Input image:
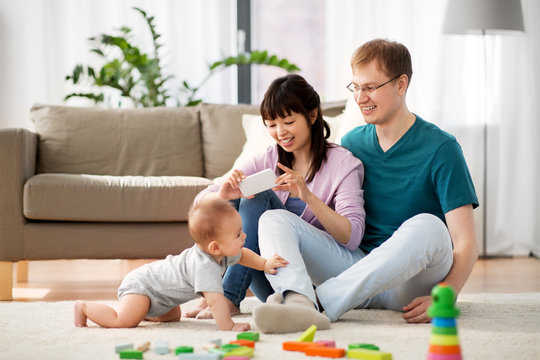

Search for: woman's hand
xmin=273 ymin=163 xmax=312 ymax=201
xmin=218 ymin=169 xmax=253 ymax=200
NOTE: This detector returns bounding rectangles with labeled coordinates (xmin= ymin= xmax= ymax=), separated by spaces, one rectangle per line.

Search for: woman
xmin=188 ymin=74 xmax=365 ymax=329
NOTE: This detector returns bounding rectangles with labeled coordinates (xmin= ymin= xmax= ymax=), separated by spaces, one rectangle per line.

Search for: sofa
xmin=0 ymin=101 xmax=346 ymax=300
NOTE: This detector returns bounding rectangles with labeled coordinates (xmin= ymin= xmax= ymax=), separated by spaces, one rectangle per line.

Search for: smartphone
xmin=238 ymin=169 xmax=277 ymax=197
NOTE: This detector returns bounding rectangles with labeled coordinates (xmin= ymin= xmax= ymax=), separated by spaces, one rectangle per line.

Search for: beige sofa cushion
xmin=31 ymin=104 xmax=203 ymax=176
xmin=23 ymin=174 xmax=213 ymax=222
xmin=198 ymin=103 xmax=260 ymax=179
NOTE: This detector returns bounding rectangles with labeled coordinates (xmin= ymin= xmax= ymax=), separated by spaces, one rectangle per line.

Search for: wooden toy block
xmin=208 ymin=347 xmax=229 ymax=357
xmin=229 ymin=339 xmax=255 ymax=348
xmin=348 ymin=343 xmax=380 ymax=351
xmin=223 ymin=357 xmax=251 ymax=360
xmin=428 ymin=345 xmax=461 ymax=355
xmin=202 ymin=342 xmax=219 ymax=350
xmin=225 ymin=346 xmax=254 ymax=357
xmin=283 ymin=341 xmax=327 ymax=352
xmin=119 ymin=349 xmax=143 ymax=359
xmin=209 ymin=338 xmax=222 ymax=346
xmin=237 ymin=331 xmax=259 ymax=341
xmin=305 ymin=346 xmax=346 ymax=358
xmin=427 ymin=353 xmax=463 ymax=360
xmin=347 ymin=348 xmax=393 ymax=360
xmin=429 ymin=334 xmax=459 ymax=346
xmin=115 ymin=343 xmax=134 ymax=353
xmin=175 ymin=346 xmax=194 ymax=355
xmin=296 ymin=324 xmax=317 ymax=342
xmin=178 ymin=354 xmax=222 ymax=360
xmin=136 ymin=341 xmax=150 ymax=352
xmin=315 ymin=340 xmax=336 ymax=348
xmin=154 ymin=340 xmax=169 ymax=354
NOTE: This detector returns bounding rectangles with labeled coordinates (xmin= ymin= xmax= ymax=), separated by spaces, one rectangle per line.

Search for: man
xmin=316 ymin=38 xmax=478 ymax=323
xmin=253 ymin=38 xmax=478 ymax=333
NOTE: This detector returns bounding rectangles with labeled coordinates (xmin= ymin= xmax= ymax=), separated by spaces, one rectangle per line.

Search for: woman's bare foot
xmin=184 ymin=297 xmax=207 ymax=318
xmin=74 ymin=301 xmax=88 ymax=327
xmin=196 ymin=298 xmax=240 ymax=319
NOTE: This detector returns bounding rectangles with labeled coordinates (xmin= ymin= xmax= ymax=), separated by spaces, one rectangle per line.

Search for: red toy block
xmin=305 ymin=346 xmax=346 ymax=358
xmin=428 ymin=345 xmax=461 ymax=355
xmin=283 ymin=341 xmax=327 ymax=352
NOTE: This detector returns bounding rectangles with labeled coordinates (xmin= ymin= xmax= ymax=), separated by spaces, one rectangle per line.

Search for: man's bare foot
xmin=196 ymin=299 xmax=240 ymax=319
xmin=184 ymin=297 xmax=207 ymax=318
xmin=74 ymin=301 xmax=88 ymax=327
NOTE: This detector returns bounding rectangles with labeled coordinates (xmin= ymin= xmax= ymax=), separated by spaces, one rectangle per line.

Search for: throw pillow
xmin=334 ymin=95 xmax=365 ymax=145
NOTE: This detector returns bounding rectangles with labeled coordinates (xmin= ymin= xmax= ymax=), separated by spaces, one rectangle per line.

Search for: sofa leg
xmin=17 ymin=261 xmax=29 ymax=283
xmin=0 ymin=262 xmax=13 ymax=301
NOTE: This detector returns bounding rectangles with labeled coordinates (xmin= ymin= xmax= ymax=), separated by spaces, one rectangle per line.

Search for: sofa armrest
xmin=0 ymin=128 xmax=37 ymax=260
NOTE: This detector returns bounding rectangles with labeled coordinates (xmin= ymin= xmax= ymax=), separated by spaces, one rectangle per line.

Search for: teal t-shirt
xmin=341 ymin=115 xmax=478 ymax=253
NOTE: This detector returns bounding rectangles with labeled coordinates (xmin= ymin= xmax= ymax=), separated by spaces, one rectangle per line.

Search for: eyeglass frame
xmin=346 ymin=74 xmax=402 ymax=94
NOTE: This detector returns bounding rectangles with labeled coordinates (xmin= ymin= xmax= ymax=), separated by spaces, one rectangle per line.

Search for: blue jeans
xmin=223 ymin=190 xmax=286 ymax=308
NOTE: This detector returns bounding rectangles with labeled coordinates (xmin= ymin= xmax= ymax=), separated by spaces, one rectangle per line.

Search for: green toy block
xmin=348 ymin=343 xmax=380 ymax=351
xmin=221 ymin=344 xmax=242 ymax=351
xmin=296 ymin=324 xmax=317 ymax=342
xmin=237 ymin=331 xmax=259 ymax=341
xmin=175 ymin=346 xmax=194 ymax=355
xmin=119 ymin=349 xmax=143 ymax=359
xmin=347 ymin=348 xmax=392 ymax=360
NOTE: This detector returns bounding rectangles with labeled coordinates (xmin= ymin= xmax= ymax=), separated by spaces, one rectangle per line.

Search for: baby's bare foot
xmin=184 ymin=298 xmax=207 ymax=318
xmin=195 ymin=303 xmax=240 ymax=320
xmin=73 ymin=301 xmax=88 ymax=327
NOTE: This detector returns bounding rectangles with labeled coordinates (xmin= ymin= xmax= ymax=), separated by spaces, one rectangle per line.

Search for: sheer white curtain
xmin=326 ymin=0 xmax=539 ymax=256
xmin=0 ymin=0 xmax=237 ymax=130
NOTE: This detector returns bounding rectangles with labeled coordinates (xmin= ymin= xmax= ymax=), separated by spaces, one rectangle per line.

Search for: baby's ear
xmin=206 ymin=240 xmax=221 ymax=255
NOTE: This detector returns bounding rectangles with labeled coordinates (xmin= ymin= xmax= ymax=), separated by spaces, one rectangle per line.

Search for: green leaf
xmin=186 ymin=99 xmax=202 ymax=107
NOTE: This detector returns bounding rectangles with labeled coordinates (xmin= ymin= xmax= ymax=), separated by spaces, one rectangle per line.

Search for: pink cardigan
xmin=195 ymin=145 xmax=366 ymax=250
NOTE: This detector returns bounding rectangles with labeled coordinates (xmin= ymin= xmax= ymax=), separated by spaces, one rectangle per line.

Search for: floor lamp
xmin=442 ymin=0 xmax=525 ymax=258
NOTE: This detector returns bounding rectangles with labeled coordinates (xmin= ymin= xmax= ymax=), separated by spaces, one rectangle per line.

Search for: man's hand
xmin=263 ymin=254 xmax=289 ymax=274
xmin=402 ymin=295 xmax=432 ymax=323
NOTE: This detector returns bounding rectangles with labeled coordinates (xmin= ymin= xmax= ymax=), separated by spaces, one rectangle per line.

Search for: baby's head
xmin=188 ymin=198 xmax=246 ymax=258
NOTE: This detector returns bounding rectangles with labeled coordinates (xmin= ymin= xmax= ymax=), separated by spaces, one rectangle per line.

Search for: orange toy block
xmin=305 ymin=346 xmax=346 ymax=358
xmin=283 ymin=341 xmax=327 ymax=352
xmin=229 ymin=339 xmax=255 ymax=348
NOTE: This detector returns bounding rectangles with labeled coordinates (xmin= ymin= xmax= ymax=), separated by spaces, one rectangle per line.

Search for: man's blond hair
xmin=188 ymin=198 xmax=237 ymax=245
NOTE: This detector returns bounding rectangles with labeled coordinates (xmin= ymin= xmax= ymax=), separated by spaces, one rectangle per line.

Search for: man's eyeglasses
xmin=346 ymin=74 xmax=402 ymax=93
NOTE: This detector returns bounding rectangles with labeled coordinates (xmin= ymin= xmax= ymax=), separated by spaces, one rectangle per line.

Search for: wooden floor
xmin=7 ymin=257 xmax=540 ymax=302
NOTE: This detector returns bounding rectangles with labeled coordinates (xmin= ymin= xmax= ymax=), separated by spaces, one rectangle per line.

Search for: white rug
xmin=0 ymin=293 xmax=539 ymax=360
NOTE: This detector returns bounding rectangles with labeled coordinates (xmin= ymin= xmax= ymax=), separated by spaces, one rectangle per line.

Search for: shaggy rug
xmin=0 ymin=293 xmax=539 ymax=360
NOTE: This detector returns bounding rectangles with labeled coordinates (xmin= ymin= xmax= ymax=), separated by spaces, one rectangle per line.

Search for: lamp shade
xmin=443 ymin=0 xmax=525 ymax=34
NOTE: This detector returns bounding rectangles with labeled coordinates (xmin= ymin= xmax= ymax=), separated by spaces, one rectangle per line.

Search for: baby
xmin=73 ymin=197 xmax=288 ymax=331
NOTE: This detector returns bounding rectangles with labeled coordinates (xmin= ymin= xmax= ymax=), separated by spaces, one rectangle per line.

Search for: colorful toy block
xmin=315 ymin=340 xmax=336 ymax=348
xmin=225 ymin=346 xmax=254 ymax=357
xmin=209 ymin=338 xmax=222 ymax=346
xmin=136 ymin=341 xmax=150 ymax=352
xmin=202 ymin=342 xmax=219 ymax=350
xmin=348 ymin=343 xmax=380 ymax=351
xmin=229 ymin=339 xmax=255 ymax=348
xmin=347 ymin=348 xmax=393 ymax=360
xmin=178 ymin=354 xmax=221 ymax=360
xmin=175 ymin=346 xmax=194 ymax=355
xmin=237 ymin=331 xmax=259 ymax=341
xmin=305 ymin=346 xmax=346 ymax=358
xmin=119 ymin=349 xmax=143 ymax=359
xmin=223 ymin=357 xmax=250 ymax=360
xmin=283 ymin=341 xmax=327 ymax=352
xmin=296 ymin=324 xmax=317 ymax=342
xmin=115 ymin=343 xmax=133 ymax=353
xmin=426 ymin=283 xmax=463 ymax=360
xmin=154 ymin=340 xmax=169 ymax=354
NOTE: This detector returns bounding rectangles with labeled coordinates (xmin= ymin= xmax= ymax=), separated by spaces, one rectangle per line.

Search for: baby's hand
xmin=230 ymin=322 xmax=251 ymax=332
xmin=264 ymin=254 xmax=289 ymax=274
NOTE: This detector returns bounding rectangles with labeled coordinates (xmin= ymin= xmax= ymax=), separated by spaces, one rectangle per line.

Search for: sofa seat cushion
xmin=23 ymin=174 xmax=213 ymax=222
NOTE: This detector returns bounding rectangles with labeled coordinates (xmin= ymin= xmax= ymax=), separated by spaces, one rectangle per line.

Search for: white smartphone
xmin=238 ymin=169 xmax=277 ymax=197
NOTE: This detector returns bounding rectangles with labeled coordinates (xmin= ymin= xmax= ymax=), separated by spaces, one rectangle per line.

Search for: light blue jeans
xmin=258 ymin=209 xmax=453 ymax=322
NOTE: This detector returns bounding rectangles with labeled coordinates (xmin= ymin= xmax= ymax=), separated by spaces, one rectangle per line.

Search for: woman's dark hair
xmin=259 ymin=74 xmax=332 ymax=182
